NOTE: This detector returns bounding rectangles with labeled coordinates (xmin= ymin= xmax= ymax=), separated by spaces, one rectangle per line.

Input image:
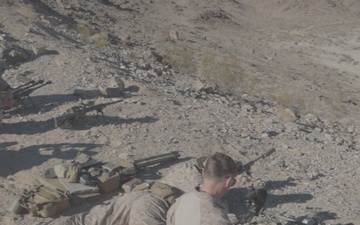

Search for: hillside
xmin=0 ymin=0 xmax=359 ymax=224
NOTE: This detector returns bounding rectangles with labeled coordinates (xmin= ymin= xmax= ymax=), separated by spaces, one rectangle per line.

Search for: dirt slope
xmin=0 ymin=0 xmax=359 ymax=224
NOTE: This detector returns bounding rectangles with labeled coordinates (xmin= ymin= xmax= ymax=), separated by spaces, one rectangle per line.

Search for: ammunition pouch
xmin=20 ymin=185 xmax=70 ymax=217
xmin=150 ymin=181 xmax=177 ymax=206
xmin=96 ymin=170 xmax=120 ymax=193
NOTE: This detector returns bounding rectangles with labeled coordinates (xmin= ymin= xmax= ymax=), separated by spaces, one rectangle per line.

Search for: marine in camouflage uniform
xmin=0 ymin=77 xmax=14 ymax=124
xmin=167 ymin=152 xmax=237 ymax=225
xmin=167 ymin=187 xmax=232 ymax=225
xmin=34 ymin=191 xmax=169 ymax=225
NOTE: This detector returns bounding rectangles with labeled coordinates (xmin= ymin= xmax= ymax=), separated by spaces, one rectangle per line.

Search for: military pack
xmin=10 ymin=151 xmax=181 ymax=217
xmin=20 ymin=185 xmax=70 ymax=218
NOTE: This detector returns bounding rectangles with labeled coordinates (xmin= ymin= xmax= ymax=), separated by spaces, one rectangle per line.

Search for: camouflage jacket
xmin=167 ymin=190 xmax=232 ymax=225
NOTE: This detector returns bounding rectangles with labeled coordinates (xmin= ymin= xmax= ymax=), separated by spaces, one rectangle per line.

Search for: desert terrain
xmin=0 ymin=0 xmax=359 ymax=224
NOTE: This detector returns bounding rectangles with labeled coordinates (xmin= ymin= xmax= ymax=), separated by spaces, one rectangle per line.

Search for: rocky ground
xmin=0 ymin=0 xmax=359 ymax=224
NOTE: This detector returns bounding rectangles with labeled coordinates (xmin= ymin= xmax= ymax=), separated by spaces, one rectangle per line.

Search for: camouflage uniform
xmin=167 ymin=189 xmax=232 ymax=225
xmin=0 ymin=77 xmax=10 ymax=124
xmin=0 ymin=77 xmax=9 ymax=93
xmin=35 ymin=192 xmax=169 ymax=225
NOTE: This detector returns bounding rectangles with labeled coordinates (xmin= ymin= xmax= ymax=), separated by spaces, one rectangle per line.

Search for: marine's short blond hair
xmin=203 ymin=152 xmax=237 ymax=179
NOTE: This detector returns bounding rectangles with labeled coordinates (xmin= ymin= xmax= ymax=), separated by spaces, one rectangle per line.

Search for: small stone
xmin=169 ymin=30 xmax=179 ymax=41
xmin=347 ymin=126 xmax=355 ymax=133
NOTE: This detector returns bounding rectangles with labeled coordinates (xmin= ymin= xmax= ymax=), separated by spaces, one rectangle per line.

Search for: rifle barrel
xmin=238 ymin=148 xmax=275 ymax=174
xmin=134 ymin=151 xmax=180 ymax=168
xmin=13 ymin=81 xmax=43 ymax=95
xmin=13 ymin=80 xmax=50 ymax=98
xmin=12 ymin=80 xmax=36 ymax=91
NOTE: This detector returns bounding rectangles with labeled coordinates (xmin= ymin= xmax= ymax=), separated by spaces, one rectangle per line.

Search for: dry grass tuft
xmin=13 ymin=4 xmax=38 ymax=20
xmin=159 ymin=43 xmax=197 ymax=74
xmin=76 ymin=23 xmax=95 ymax=38
xmin=200 ymin=53 xmax=244 ymax=92
xmin=76 ymin=23 xmax=109 ymax=48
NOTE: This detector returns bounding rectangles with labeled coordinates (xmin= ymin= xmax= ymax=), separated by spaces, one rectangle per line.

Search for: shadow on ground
xmin=266 ymin=193 xmax=313 ymax=209
xmin=265 ymin=179 xmax=297 ymax=190
xmin=138 ymin=156 xmax=193 ymax=181
xmin=7 ymin=86 xmax=142 ymax=117
xmin=0 ymin=142 xmax=100 ymax=177
xmin=0 ymin=115 xmax=158 ymax=135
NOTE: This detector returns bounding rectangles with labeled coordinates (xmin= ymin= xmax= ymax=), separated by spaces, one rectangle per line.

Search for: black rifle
xmin=195 ymin=148 xmax=275 ymax=175
xmin=54 ymin=99 xmax=123 ymax=128
xmin=241 ymin=187 xmax=268 ymax=223
xmin=102 ymin=151 xmax=181 ymax=176
xmin=133 ymin=151 xmax=181 ymax=169
xmin=12 ymin=80 xmax=52 ymax=106
xmin=237 ymin=148 xmax=275 ymax=175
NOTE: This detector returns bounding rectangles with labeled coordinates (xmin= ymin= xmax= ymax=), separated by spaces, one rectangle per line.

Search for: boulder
xmin=31 ymin=44 xmax=48 ymax=56
xmin=143 ymin=49 xmax=164 ymax=63
xmin=278 ymin=108 xmax=297 ymax=122
xmin=191 ymin=79 xmax=205 ymax=92
xmin=98 ymin=77 xmax=125 ymax=98
xmin=2 ymin=45 xmax=31 ymax=65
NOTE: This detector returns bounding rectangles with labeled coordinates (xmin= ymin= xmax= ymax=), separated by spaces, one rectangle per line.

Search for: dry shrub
xmin=161 ymin=43 xmax=196 ymax=74
xmin=200 ymin=53 xmax=244 ymax=92
xmin=92 ymin=31 xmax=109 ymax=48
xmin=76 ymin=23 xmax=109 ymax=48
xmin=76 ymin=23 xmax=94 ymax=38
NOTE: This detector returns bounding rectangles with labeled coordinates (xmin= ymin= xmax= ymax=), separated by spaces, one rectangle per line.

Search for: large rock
xmin=278 ymin=108 xmax=297 ymax=122
xmin=98 ymin=77 xmax=125 ymax=98
xmin=143 ymin=49 xmax=164 ymax=63
xmin=191 ymin=79 xmax=205 ymax=92
xmin=2 ymin=45 xmax=31 ymax=65
xmin=175 ymin=78 xmax=208 ymax=93
xmin=31 ymin=44 xmax=48 ymax=56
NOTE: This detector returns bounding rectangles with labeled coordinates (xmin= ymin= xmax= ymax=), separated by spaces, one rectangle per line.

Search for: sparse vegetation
xmin=76 ymin=22 xmax=95 ymax=38
xmin=200 ymin=53 xmax=244 ymax=92
xmin=76 ymin=23 xmax=109 ymax=48
xmin=12 ymin=4 xmax=38 ymax=20
xmin=126 ymin=51 xmax=138 ymax=60
xmin=270 ymin=92 xmax=306 ymax=109
xmin=160 ymin=43 xmax=197 ymax=74
xmin=92 ymin=31 xmax=109 ymax=48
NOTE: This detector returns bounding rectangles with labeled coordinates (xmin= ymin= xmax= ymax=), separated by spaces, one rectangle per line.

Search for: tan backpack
xmin=20 ymin=185 xmax=70 ymax=217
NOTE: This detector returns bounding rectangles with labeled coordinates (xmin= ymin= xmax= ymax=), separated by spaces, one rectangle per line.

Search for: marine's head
xmin=201 ymin=152 xmax=237 ymax=198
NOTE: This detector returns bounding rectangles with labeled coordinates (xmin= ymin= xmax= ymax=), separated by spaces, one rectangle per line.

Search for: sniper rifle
xmin=195 ymin=148 xmax=276 ymax=175
xmin=12 ymin=80 xmax=52 ymax=106
xmin=54 ymin=99 xmax=123 ymax=129
xmin=102 ymin=151 xmax=181 ymax=175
